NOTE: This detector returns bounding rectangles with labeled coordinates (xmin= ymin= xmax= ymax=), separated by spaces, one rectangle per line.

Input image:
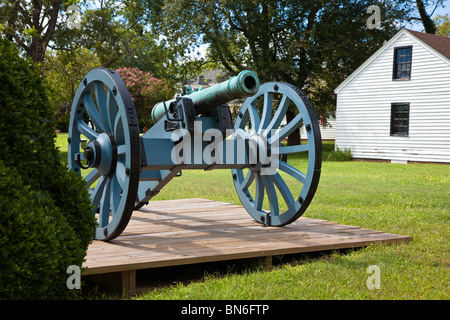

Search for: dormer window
xmin=393 ymin=46 xmax=412 ymax=80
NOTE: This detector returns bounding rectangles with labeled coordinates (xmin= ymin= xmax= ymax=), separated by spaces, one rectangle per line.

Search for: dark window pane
xmin=391 ymin=103 xmax=410 ymax=136
xmin=393 ymin=46 xmax=412 ymax=79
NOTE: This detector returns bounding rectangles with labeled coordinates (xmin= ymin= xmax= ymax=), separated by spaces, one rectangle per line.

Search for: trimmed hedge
xmin=0 ymin=38 xmax=96 ymax=299
xmin=0 ymin=162 xmax=83 ymax=299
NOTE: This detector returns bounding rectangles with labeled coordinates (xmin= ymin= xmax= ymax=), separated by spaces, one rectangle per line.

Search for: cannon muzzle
xmin=151 ymin=70 xmax=260 ymax=123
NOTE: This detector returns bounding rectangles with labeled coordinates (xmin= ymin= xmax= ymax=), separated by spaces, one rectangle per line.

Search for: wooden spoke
xmin=83 ymin=93 xmax=107 ymax=133
xmin=76 ymin=120 xmax=98 ymax=141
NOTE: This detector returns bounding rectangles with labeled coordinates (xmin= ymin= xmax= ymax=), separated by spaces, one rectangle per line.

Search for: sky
xmin=435 ymin=0 xmax=450 ymax=15
xmin=405 ymin=0 xmax=450 ymax=31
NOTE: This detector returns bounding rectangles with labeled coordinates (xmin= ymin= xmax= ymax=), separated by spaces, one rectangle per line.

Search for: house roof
xmin=405 ymin=29 xmax=450 ymax=60
xmin=334 ymin=28 xmax=450 ymax=94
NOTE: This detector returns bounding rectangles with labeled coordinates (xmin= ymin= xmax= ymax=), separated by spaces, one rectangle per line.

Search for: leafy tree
xmin=434 ymin=13 xmax=450 ymax=36
xmin=42 ymin=48 xmax=101 ymax=131
xmin=115 ymin=67 xmax=175 ymax=130
xmin=0 ymin=0 xmax=76 ymax=64
xmin=73 ymin=0 xmax=133 ymax=67
xmin=0 ymin=0 xmax=181 ymax=77
xmin=144 ymin=0 xmax=408 ymax=144
xmin=0 ymin=0 xmax=180 ymax=131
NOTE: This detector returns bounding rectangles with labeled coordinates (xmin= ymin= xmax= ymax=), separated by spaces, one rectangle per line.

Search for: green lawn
xmin=56 ymin=133 xmax=449 ymax=299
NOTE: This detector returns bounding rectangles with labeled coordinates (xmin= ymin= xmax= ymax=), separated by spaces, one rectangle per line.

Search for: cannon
xmin=68 ymin=68 xmax=322 ymax=241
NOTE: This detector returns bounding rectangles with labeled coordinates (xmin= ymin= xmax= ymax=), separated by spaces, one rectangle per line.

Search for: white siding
xmin=335 ymin=31 xmax=450 ymax=163
xmin=300 ymin=117 xmax=336 ymax=140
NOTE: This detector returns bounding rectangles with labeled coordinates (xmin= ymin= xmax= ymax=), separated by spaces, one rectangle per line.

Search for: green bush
xmin=0 ymin=162 xmax=83 ymax=299
xmin=324 ymin=147 xmax=353 ymax=161
xmin=0 ymin=38 xmax=96 ymax=299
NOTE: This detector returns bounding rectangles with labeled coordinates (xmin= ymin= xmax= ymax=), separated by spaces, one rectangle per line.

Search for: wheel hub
xmin=248 ymin=133 xmax=270 ymax=172
xmin=84 ymin=132 xmax=117 ymax=176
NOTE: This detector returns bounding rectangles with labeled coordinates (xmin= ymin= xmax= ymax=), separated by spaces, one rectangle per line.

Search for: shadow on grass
xmin=116 ymin=247 xmax=363 ymax=298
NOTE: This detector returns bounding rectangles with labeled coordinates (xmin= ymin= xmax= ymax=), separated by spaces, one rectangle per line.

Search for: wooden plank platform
xmin=82 ymin=198 xmax=412 ymax=295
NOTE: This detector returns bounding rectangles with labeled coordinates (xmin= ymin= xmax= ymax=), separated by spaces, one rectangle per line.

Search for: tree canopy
xmin=1 ymin=0 xmax=446 ymax=132
xmin=145 ymin=0 xmax=411 ymax=119
xmin=434 ymin=13 xmax=450 ymax=36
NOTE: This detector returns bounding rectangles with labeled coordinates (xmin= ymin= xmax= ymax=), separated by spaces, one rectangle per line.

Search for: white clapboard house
xmin=334 ymin=29 xmax=450 ymax=163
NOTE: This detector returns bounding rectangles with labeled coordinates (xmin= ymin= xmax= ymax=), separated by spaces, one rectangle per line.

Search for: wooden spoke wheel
xmin=232 ymin=82 xmax=322 ymax=226
xmin=68 ymin=68 xmax=140 ymax=241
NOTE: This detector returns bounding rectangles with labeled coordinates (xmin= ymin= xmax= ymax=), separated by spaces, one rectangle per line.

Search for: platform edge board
xmin=83 ymin=237 xmax=411 ymax=275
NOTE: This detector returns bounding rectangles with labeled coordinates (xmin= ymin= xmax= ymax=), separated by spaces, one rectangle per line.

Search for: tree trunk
xmin=416 ymin=0 xmax=437 ymax=34
xmin=286 ymin=109 xmax=301 ymax=146
xmin=30 ymin=37 xmax=46 ymax=64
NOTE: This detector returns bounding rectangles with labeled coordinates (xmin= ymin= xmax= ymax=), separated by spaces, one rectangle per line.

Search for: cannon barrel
xmin=151 ymin=70 xmax=260 ymax=123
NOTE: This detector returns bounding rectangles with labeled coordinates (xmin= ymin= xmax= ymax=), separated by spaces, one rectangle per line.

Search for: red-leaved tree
xmin=115 ymin=67 xmax=174 ymax=131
